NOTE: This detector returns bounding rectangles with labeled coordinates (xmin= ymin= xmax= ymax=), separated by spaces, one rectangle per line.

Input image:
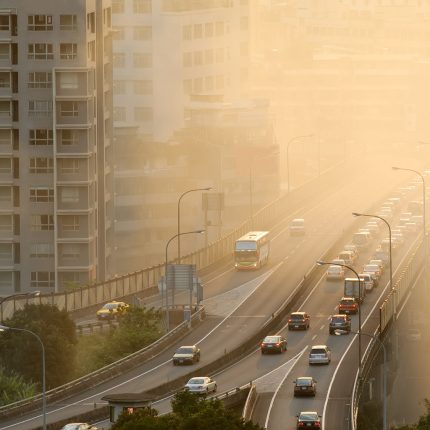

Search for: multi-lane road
xmin=1 ymin=151 xmax=425 ymax=430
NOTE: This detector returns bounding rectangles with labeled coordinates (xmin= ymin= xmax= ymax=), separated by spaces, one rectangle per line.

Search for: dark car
xmin=293 ymin=377 xmax=317 ymax=397
xmin=172 ymin=345 xmax=200 ymax=365
xmin=288 ymin=312 xmax=310 ymax=330
xmin=329 ymin=314 xmax=351 ymax=335
xmin=338 ymin=297 xmax=358 ymax=315
xmin=260 ymin=335 xmax=287 ymax=354
xmin=296 ymin=411 xmax=321 ymax=429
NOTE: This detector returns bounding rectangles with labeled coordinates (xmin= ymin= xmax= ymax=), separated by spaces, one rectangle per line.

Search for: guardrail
xmin=0 ymin=306 xmax=206 ymax=421
xmin=76 ymin=320 xmax=118 ymax=336
xmin=0 ymin=160 xmax=354 ymax=321
xmin=351 ymin=235 xmax=427 ymax=429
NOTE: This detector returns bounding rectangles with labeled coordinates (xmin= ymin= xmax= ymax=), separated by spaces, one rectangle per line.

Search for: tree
xmin=0 ymin=303 xmax=77 ymax=389
xmin=92 ymin=306 xmax=162 ymax=367
xmin=111 ymin=391 xmax=264 ymax=430
xmin=0 ymin=366 xmax=35 ymax=406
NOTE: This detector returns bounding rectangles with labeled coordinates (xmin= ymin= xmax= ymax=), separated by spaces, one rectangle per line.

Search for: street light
xmin=165 ymin=230 xmax=205 ymax=331
xmin=0 ymin=291 xmax=41 ymax=321
xmin=352 ymin=212 xmax=393 ymax=301
xmin=335 ymin=329 xmax=387 ymax=430
xmin=317 ymin=260 xmax=362 ymax=373
xmin=286 ymin=134 xmax=313 ymax=193
xmin=177 ymin=187 xmax=211 ymax=263
xmin=0 ymin=324 xmax=46 ymax=430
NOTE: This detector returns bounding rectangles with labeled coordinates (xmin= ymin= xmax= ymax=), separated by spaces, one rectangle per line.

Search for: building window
xmin=113 ymin=53 xmax=125 ymax=67
xmin=61 ymin=130 xmax=79 ymax=146
xmin=205 ymin=76 xmax=214 ymax=91
xmin=0 ymin=215 xmax=12 ymax=232
xmin=133 ymin=26 xmax=152 ymax=40
xmin=60 ymin=101 xmax=78 ymax=117
xmin=0 ymin=158 xmax=11 ymax=174
xmin=183 ymin=25 xmax=192 ymax=40
xmin=0 ymin=187 xmax=11 ymax=202
xmin=194 ymin=51 xmax=203 ymax=66
xmin=88 ymin=40 xmax=96 ymax=61
xmin=28 ymin=72 xmax=52 ymax=88
xmin=113 ymin=80 xmax=126 ymax=95
xmin=114 ymin=107 xmax=126 ymax=121
xmin=205 ymin=22 xmax=213 ymax=37
xmin=134 ymin=107 xmax=153 ymax=122
xmin=194 ymin=24 xmax=203 ymax=38
xmin=133 ymin=0 xmax=152 ymax=13
xmin=0 ymin=16 xmax=9 ymax=31
xmin=31 ymin=272 xmax=55 ymax=288
xmin=62 ymin=215 xmax=80 ymax=231
xmin=30 ymin=188 xmax=54 ymax=202
xmin=183 ymin=52 xmax=192 ymax=67
xmin=204 ymin=49 xmax=213 ymax=64
xmin=215 ymin=21 xmax=224 ymax=37
xmin=31 ymin=215 xmax=54 ymax=231
xmin=61 ymin=244 xmax=80 ymax=259
xmin=60 ymin=159 xmax=80 ymax=174
xmin=60 ymin=43 xmax=77 ymax=60
xmin=61 ymin=188 xmax=79 ymax=203
xmin=60 ymin=15 xmax=77 ymax=31
xmin=0 ymin=243 xmax=11 ymax=259
xmin=28 ymin=100 xmax=52 ymax=117
xmin=133 ymin=53 xmax=152 ymax=68
xmin=29 ymin=129 xmax=53 ymax=146
xmin=28 ymin=44 xmax=53 ymax=60
xmin=112 ymin=0 xmax=125 ymax=13
xmin=29 ymin=157 xmax=53 ymax=174
xmin=133 ymin=80 xmax=152 ymax=95
xmin=30 ymin=243 xmax=54 ymax=258
xmin=28 ymin=15 xmax=53 ymax=31
xmin=59 ymin=73 xmax=79 ymax=89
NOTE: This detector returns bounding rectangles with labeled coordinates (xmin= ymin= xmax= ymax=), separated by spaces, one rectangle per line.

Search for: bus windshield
xmin=235 ymin=241 xmax=257 ymax=251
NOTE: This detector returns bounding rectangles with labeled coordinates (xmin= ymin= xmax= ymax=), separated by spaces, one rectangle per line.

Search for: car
xmin=296 ymin=411 xmax=321 ymax=429
xmin=365 ymin=222 xmax=380 ymax=236
xmin=352 ymin=232 xmax=372 ymax=249
xmin=184 ymin=377 xmax=217 ymax=395
xmin=408 ymin=200 xmax=423 ymax=215
xmin=369 ymin=259 xmax=384 ymax=274
xmin=288 ymin=312 xmax=310 ymax=330
xmin=381 ymin=237 xmax=398 ymax=251
xmin=329 ymin=314 xmax=351 ymax=334
xmin=344 ymin=243 xmax=359 ymax=258
xmin=261 ymin=335 xmax=287 ymax=353
xmin=392 ymin=235 xmax=404 ymax=247
xmin=359 ymin=273 xmax=374 ymax=292
xmin=60 ymin=425 xmax=98 ymax=430
xmin=172 ymin=345 xmax=200 ymax=365
xmin=290 ymin=218 xmax=305 ymax=236
xmin=359 ymin=227 xmax=377 ymax=239
xmin=293 ymin=377 xmax=317 ymax=397
xmin=325 ymin=264 xmax=345 ymax=281
xmin=309 ymin=345 xmax=331 ymax=365
xmin=96 ymin=301 xmax=129 ymax=320
xmin=338 ymin=297 xmax=358 ymax=314
xmin=405 ymin=222 xmax=418 ymax=233
xmin=363 ymin=264 xmax=381 ymax=286
xmin=372 ymin=248 xmax=389 ymax=265
xmin=331 ymin=258 xmax=346 ymax=266
xmin=338 ymin=250 xmax=356 ymax=266
xmin=411 ymin=215 xmax=423 ymax=226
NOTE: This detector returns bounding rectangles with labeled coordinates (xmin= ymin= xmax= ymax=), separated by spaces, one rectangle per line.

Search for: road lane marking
xmin=320 ymin=325 xmax=325 ymax=330
xmin=312 ymin=334 xmax=317 ymax=341
xmin=264 ymin=346 xmax=308 ymax=429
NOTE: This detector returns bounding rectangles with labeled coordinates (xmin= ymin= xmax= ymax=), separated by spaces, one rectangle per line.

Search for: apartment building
xmin=112 ymin=0 xmax=258 ymax=271
xmin=0 ymin=0 xmax=114 ymax=294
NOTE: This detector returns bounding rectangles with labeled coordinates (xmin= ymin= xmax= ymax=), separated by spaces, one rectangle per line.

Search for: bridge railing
xmin=0 ymin=161 xmax=350 ymax=321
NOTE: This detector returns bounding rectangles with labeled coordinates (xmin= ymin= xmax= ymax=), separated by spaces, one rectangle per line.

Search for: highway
xmin=1 ymin=151 xmax=424 ymax=429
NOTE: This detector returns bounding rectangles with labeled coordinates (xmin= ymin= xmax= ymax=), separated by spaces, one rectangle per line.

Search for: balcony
xmin=56 ymin=186 xmax=95 ymax=212
xmin=56 ymin=158 xmax=95 ymax=184
xmin=55 ymin=70 xmax=93 ymax=98
xmin=55 ymin=101 xmax=95 ymax=127
xmin=57 ymin=243 xmax=93 ymax=268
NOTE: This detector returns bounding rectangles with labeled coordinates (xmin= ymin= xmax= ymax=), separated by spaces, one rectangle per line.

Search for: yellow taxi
xmin=96 ymin=301 xmax=129 ymax=320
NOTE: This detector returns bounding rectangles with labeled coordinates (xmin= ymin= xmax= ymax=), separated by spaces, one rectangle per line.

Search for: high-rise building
xmin=0 ymin=0 xmax=114 ymax=294
xmin=112 ymin=0 xmax=263 ymax=272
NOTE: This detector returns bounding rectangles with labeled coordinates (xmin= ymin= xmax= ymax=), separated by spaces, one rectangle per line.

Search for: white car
xmin=184 ymin=377 xmax=217 ymax=395
xmin=359 ymin=273 xmax=374 ymax=292
xmin=309 ymin=345 xmax=331 ymax=365
xmin=326 ymin=265 xmax=345 ymax=281
xmin=363 ymin=264 xmax=381 ymax=286
xmin=369 ymin=259 xmax=384 ymax=274
xmin=61 ymin=425 xmax=98 ymax=430
xmin=290 ymin=218 xmax=305 ymax=236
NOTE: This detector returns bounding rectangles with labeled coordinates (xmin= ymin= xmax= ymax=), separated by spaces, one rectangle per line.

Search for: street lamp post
xmin=177 ymin=187 xmax=211 ymax=263
xmin=335 ymin=329 xmax=387 ymax=430
xmin=0 ymin=291 xmax=41 ymax=321
xmin=0 ymin=324 xmax=46 ymax=430
xmin=352 ymin=212 xmax=393 ymax=301
xmin=286 ymin=134 xmax=313 ymax=193
xmin=317 ymin=260 xmax=362 ymax=373
xmin=165 ymin=230 xmax=204 ymax=331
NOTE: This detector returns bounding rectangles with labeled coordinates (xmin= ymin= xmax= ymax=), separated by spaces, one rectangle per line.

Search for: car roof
xmin=340 ymin=296 xmax=354 ymax=300
xmin=311 ymin=344 xmax=328 ymax=349
xmin=179 ymin=345 xmax=196 ymax=348
xmin=291 ymin=311 xmax=306 ymax=315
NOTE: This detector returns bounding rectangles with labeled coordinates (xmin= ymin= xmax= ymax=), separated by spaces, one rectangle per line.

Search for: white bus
xmin=234 ymin=231 xmax=270 ymax=270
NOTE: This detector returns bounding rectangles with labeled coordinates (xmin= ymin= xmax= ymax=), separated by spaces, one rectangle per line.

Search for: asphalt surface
xmin=1 ymin=150 xmax=425 ymax=430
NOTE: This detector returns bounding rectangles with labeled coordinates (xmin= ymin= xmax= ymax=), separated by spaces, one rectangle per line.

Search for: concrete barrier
xmin=242 ymin=383 xmax=257 ymax=422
